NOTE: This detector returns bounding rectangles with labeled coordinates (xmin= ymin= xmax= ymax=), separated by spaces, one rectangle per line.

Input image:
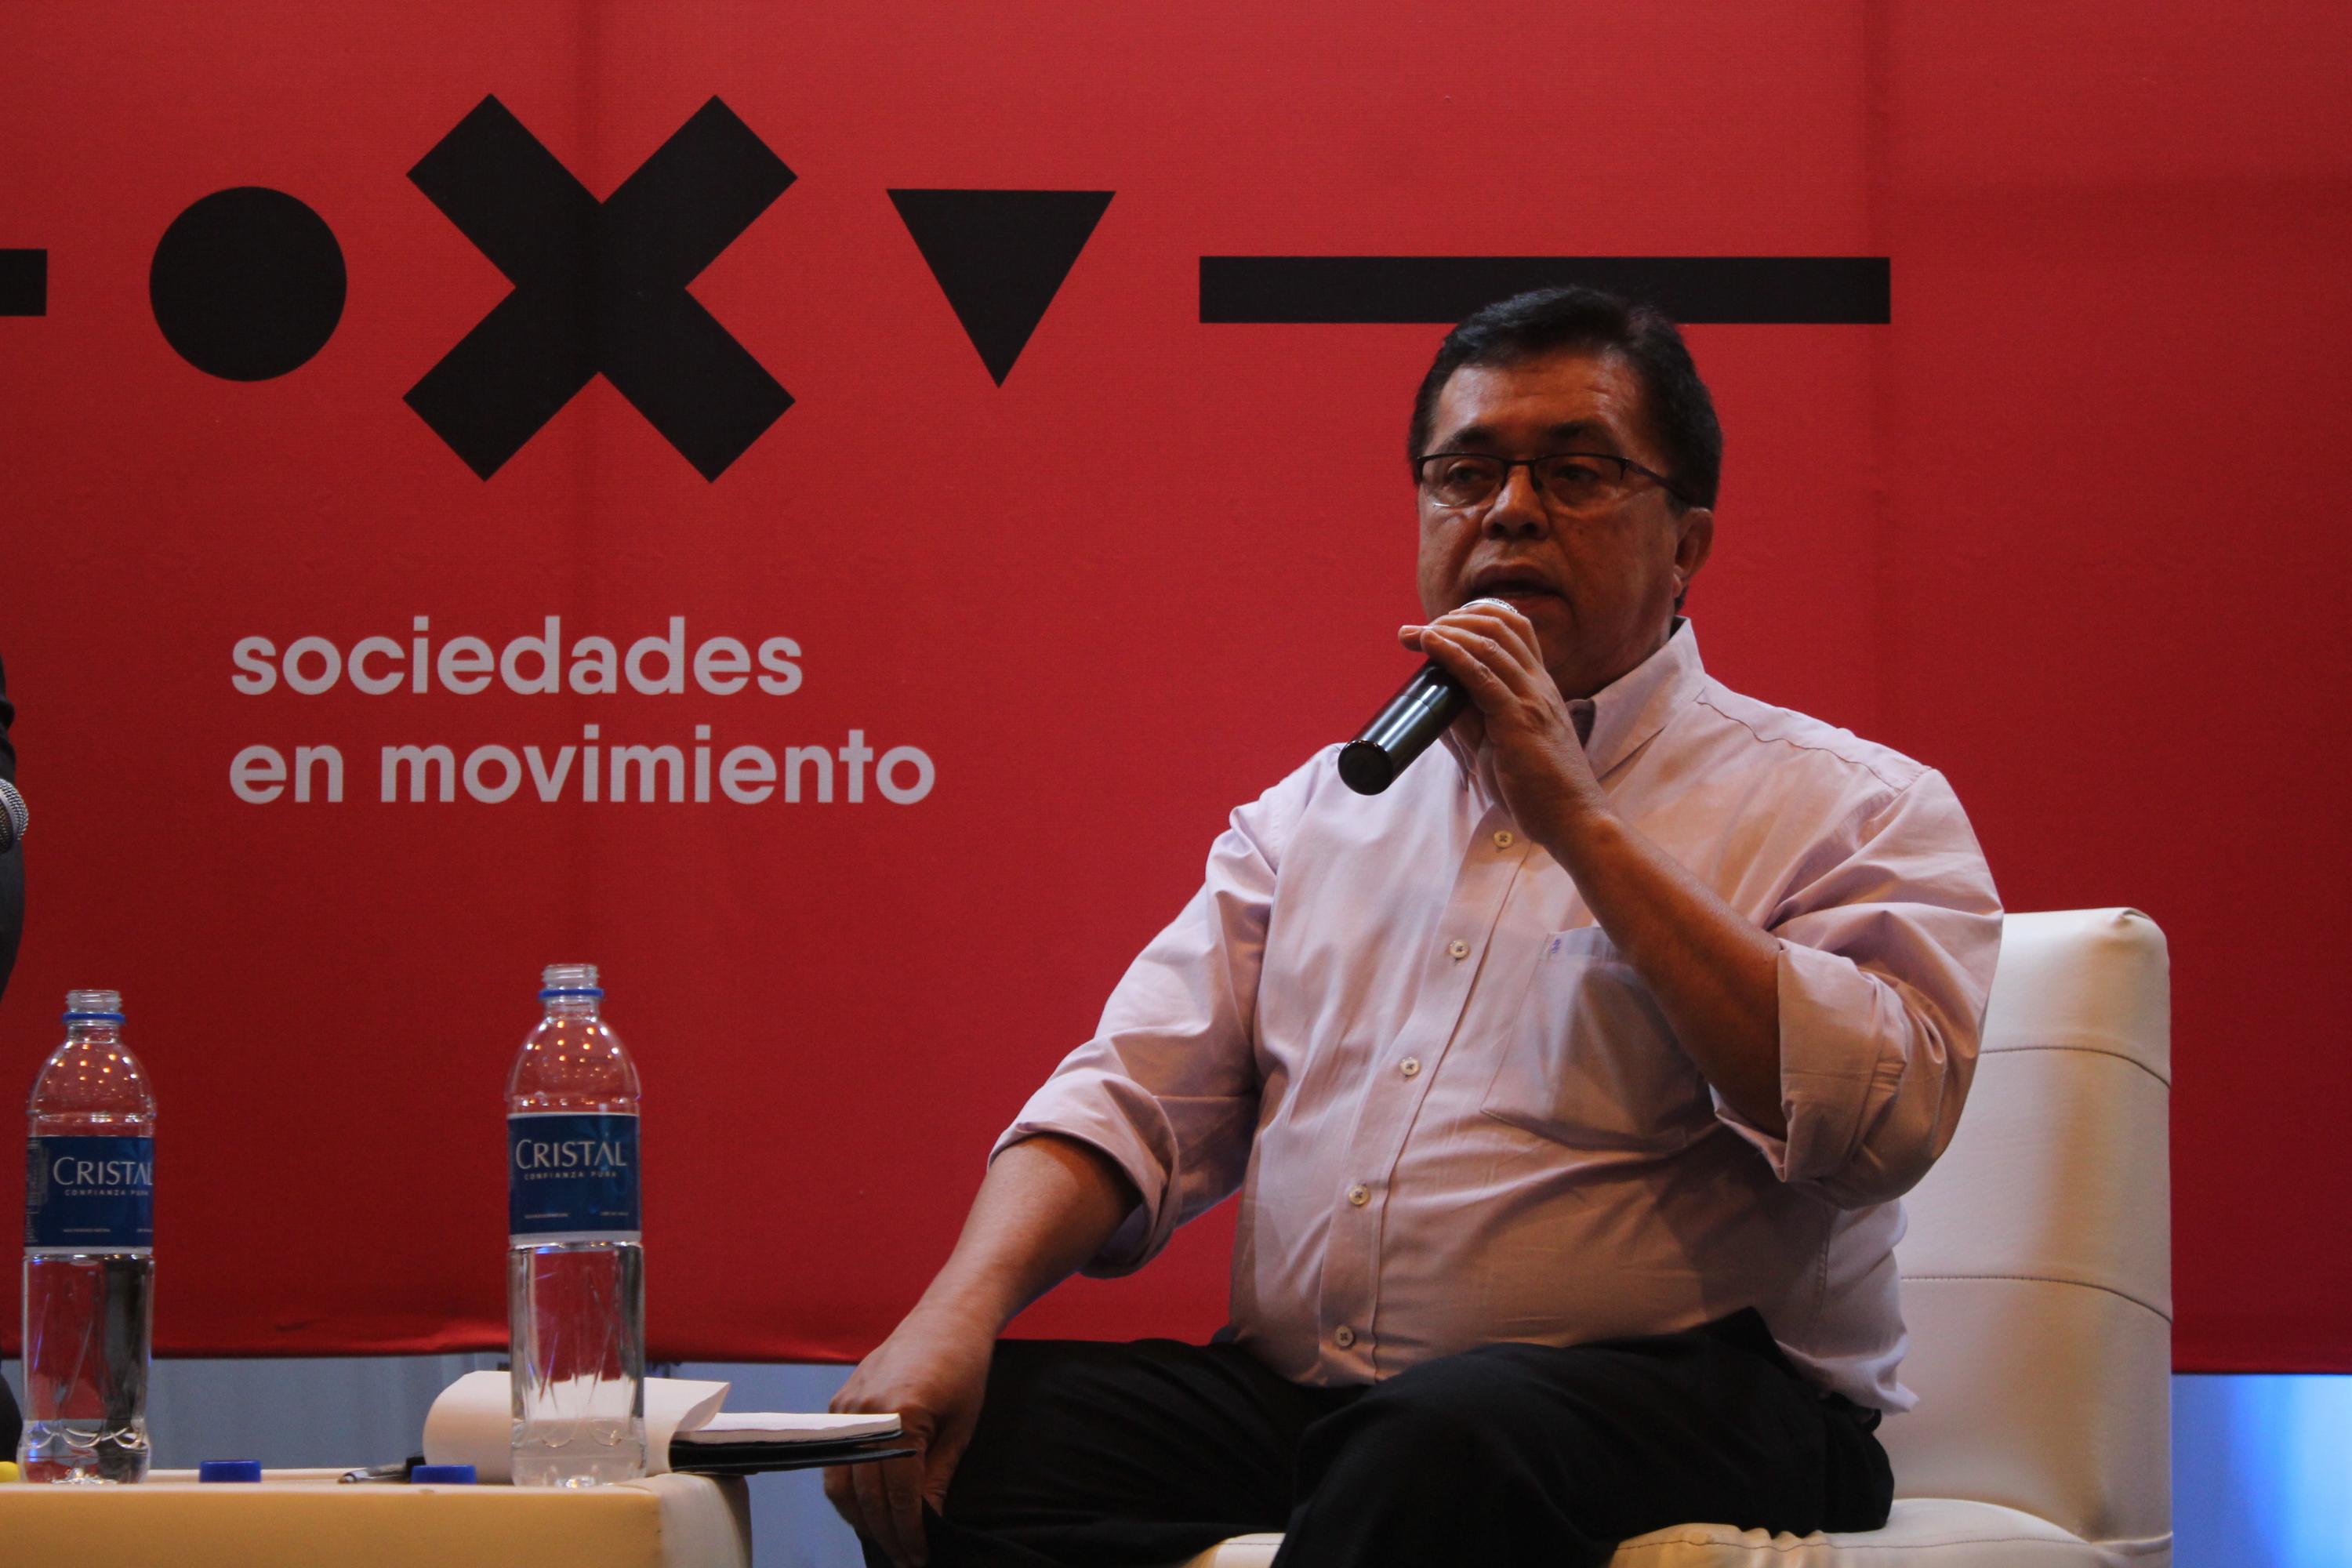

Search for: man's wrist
xmin=907 ymin=1282 xmax=1016 ymax=1341
xmin=1532 ymin=778 xmax=1616 ymax=866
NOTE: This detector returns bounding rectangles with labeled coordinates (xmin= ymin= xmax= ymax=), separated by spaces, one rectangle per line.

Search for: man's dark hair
xmin=1408 ymin=286 xmax=1722 ymax=512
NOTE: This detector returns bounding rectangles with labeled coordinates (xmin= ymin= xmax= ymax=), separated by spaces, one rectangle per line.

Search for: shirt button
xmin=1447 ymin=939 xmax=1469 ymax=959
xmin=1493 ymin=829 xmax=1515 ymax=848
xmin=1334 ymin=1326 xmax=1357 ymax=1348
xmin=1346 ymin=1182 xmax=1370 ymax=1207
xmin=1399 ymin=1057 xmax=1421 ymax=1077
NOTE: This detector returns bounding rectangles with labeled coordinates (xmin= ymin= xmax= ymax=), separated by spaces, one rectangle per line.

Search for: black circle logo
xmin=150 ymin=187 xmax=345 ymax=380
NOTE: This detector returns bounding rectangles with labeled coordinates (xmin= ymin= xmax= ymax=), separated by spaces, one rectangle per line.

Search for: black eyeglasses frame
xmin=1412 ymin=450 xmax=1694 ymax=511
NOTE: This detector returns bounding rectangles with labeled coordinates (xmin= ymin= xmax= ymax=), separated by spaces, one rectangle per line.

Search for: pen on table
xmin=338 ymin=1455 xmax=424 ymax=1483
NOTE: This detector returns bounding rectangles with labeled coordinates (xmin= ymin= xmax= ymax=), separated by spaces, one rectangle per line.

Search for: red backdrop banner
xmin=2 ymin=2 xmax=2346 ymax=1372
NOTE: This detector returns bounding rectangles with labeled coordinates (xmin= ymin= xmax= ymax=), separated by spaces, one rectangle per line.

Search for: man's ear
xmin=1670 ymin=506 xmax=1714 ymax=604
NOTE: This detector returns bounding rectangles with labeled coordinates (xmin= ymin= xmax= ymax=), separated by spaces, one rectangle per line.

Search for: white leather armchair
xmin=1180 ymin=908 xmax=2174 ymax=1567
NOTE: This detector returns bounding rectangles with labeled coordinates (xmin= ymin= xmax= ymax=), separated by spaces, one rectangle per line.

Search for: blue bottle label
xmin=25 ymin=1135 xmax=155 ymax=1253
xmin=508 ymin=1113 xmax=640 ymax=1242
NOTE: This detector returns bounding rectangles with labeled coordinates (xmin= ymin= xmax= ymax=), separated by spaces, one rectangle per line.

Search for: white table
xmin=0 ymin=1466 xmax=751 ymax=1568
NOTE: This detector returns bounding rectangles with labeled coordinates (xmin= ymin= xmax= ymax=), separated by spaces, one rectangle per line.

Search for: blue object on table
xmin=408 ymin=1464 xmax=477 ymax=1485
xmin=198 ymin=1459 xmax=263 ymax=1483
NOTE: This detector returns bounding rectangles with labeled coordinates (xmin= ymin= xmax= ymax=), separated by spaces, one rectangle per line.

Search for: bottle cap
xmin=63 ymin=988 xmax=125 ymax=1024
xmin=199 ymin=1459 xmax=263 ymax=1483
xmin=409 ymin=1464 xmax=477 ymax=1484
xmin=539 ymin=962 xmax=602 ymax=1001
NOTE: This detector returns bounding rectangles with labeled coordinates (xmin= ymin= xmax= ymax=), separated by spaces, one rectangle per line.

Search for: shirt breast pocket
xmin=1479 ymin=925 xmax=1711 ymax=1151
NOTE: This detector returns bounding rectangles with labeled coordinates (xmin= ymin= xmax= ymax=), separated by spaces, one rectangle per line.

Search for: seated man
xmin=826 ymin=287 xmax=2001 ymax=1568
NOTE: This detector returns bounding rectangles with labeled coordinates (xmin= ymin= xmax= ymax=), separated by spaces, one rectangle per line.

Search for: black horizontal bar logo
xmin=1199 ymin=256 xmax=1889 ymax=325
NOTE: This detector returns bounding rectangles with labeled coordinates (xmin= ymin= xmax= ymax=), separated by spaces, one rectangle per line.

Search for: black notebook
xmin=669 ymin=1411 xmax=911 ymax=1475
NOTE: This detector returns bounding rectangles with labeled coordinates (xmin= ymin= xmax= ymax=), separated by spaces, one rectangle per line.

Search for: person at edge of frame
xmin=2 ymin=654 xmax=24 ymax=1459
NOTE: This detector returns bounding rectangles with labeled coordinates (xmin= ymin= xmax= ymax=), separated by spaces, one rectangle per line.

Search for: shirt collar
xmin=1582 ymin=617 xmax=1708 ymax=779
xmin=1442 ymin=619 xmax=1708 ymax=800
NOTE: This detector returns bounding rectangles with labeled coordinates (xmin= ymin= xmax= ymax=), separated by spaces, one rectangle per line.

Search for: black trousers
xmin=875 ymin=1310 xmax=1893 ymax=1568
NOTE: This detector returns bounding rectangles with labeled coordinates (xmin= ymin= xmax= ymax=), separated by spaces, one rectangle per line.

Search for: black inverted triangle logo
xmin=888 ymin=189 xmax=1112 ymax=384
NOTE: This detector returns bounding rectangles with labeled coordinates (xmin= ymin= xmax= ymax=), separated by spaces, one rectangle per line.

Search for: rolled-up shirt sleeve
xmin=1712 ymin=767 xmax=2002 ymax=1210
xmin=989 ymin=768 xmax=1298 ymax=1275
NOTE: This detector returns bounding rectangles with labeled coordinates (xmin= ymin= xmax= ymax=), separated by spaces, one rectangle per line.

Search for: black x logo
xmin=405 ymin=96 xmax=794 ymax=481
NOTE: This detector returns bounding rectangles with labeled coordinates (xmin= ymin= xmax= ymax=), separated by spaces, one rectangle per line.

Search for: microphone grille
xmin=1338 ymin=741 xmax=1399 ymax=796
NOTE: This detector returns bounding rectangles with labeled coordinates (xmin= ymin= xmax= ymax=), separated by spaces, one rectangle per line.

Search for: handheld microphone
xmin=1338 ymin=663 xmax=1466 ymax=795
xmin=0 ymin=779 xmax=23 ymax=854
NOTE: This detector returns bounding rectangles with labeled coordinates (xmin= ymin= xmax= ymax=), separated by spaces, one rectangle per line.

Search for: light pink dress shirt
xmin=998 ymin=622 xmax=2001 ymax=1410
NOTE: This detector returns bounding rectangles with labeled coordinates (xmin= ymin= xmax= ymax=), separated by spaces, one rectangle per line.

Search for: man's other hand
xmin=818 ymin=1134 xmax=1142 ymax=1565
xmin=824 ymin=1302 xmax=997 ymax=1568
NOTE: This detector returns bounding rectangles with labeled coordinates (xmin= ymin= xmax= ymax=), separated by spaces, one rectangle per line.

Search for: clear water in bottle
xmin=19 ymin=989 xmax=154 ymax=1485
xmin=507 ymin=963 xmax=645 ymax=1487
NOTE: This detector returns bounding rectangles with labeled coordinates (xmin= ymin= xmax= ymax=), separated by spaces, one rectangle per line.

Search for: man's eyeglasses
xmin=1414 ymin=452 xmax=1690 ymax=512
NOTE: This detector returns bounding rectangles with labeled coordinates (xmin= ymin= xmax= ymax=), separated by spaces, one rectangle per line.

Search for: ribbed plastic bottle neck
xmin=539 ymin=964 xmax=601 ymax=1018
xmin=539 ymin=987 xmax=602 ymax=1025
xmin=63 ymin=988 xmax=126 ymax=1040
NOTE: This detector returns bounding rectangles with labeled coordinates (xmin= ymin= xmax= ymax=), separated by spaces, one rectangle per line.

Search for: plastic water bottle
xmin=506 ymin=963 xmax=645 ymax=1486
xmin=19 ymin=989 xmax=154 ymax=1484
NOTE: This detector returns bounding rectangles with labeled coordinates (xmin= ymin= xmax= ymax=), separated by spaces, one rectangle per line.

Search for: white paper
xmin=423 ymin=1370 xmax=731 ymax=1482
xmin=642 ymin=1376 xmax=734 ymax=1468
xmin=672 ymin=1410 xmax=903 ymax=1446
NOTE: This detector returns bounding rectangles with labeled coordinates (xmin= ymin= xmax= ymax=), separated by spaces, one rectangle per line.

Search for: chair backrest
xmin=1884 ymin=908 xmax=2172 ymax=1554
